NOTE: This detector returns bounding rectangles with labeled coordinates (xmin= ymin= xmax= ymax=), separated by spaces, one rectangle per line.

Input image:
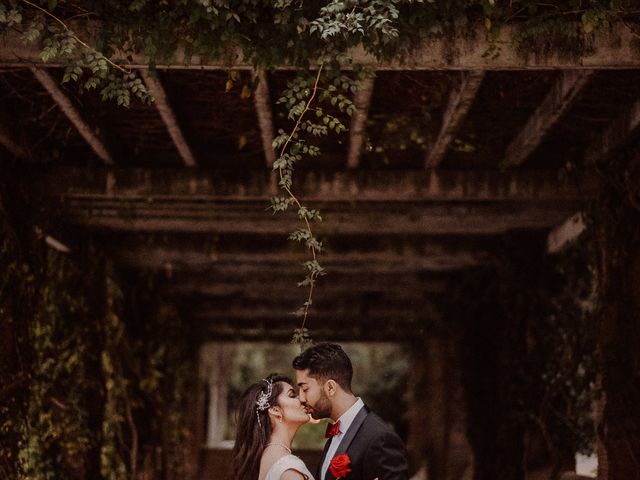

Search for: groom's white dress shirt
xmin=320 ymin=397 xmax=365 ymax=479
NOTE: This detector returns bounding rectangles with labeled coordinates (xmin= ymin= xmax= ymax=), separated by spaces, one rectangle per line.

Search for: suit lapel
xmin=323 ymin=405 xmax=370 ymax=480
xmin=318 ymin=437 xmax=332 ymax=480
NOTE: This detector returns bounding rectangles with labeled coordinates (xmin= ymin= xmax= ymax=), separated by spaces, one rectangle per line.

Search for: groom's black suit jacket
xmin=317 ymin=405 xmax=408 ymax=480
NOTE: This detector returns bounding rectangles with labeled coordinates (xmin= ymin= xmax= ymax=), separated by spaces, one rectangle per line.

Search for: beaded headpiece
xmin=255 ymin=377 xmax=274 ymax=427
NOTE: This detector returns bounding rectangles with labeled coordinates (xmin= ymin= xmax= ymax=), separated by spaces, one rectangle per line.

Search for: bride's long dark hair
xmin=230 ymin=374 xmax=292 ymax=480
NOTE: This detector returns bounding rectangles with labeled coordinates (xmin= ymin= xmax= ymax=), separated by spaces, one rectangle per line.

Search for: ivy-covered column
xmin=594 ymin=173 xmax=640 ymax=480
xmin=0 ymin=167 xmax=109 ymax=480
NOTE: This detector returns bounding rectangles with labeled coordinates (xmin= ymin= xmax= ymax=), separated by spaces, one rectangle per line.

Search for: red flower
xmin=329 ymin=453 xmax=351 ymax=479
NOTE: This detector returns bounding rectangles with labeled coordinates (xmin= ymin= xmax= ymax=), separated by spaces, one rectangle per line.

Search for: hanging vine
xmin=270 ymin=64 xmax=362 ymax=347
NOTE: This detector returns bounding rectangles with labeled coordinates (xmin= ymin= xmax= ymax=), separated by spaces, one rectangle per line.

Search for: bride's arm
xmin=281 ymin=469 xmax=309 ymax=480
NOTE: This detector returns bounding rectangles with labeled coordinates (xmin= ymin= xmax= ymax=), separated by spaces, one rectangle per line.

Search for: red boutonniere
xmin=329 ymin=453 xmax=351 ymax=479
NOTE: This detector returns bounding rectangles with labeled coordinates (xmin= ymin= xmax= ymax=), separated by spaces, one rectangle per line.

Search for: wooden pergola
xmin=2 ymin=26 xmax=639 ymax=341
xmin=3 ymin=22 xmax=640 ymax=480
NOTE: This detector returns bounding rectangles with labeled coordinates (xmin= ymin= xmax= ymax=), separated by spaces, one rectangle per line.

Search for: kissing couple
xmin=230 ymin=343 xmax=409 ymax=480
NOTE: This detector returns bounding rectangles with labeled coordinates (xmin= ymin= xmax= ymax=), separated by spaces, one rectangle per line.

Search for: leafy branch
xmin=272 ymin=65 xmax=325 ymax=350
xmin=2 ymin=1 xmax=152 ymax=107
xmin=270 ymin=65 xmax=358 ymax=349
xmin=20 ymin=0 xmax=129 ymax=74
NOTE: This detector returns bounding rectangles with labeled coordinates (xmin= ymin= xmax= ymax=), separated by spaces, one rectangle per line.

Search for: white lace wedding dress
xmin=264 ymin=454 xmax=315 ymax=480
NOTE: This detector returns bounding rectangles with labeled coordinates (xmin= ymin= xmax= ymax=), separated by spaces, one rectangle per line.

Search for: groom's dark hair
xmin=292 ymin=343 xmax=353 ymax=392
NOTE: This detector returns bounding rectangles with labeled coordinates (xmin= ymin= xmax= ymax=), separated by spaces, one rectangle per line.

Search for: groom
xmin=293 ymin=343 xmax=408 ymax=480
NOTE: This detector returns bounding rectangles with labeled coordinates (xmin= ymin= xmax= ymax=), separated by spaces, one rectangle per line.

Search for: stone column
xmin=407 ymin=328 xmax=474 ymax=480
xmin=594 ymin=185 xmax=640 ymax=480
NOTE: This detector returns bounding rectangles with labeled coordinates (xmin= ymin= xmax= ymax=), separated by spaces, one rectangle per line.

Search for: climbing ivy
xmin=0 ymin=175 xmax=195 ymax=479
xmin=3 ymin=1 xmax=636 ymax=76
xmin=0 ymin=227 xmax=105 ymax=479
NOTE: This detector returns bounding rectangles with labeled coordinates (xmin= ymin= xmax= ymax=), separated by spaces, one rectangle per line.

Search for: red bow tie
xmin=325 ymin=420 xmax=342 ymax=438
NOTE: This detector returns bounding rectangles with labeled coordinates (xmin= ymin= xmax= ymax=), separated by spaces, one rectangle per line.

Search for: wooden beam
xmin=425 ymin=71 xmax=484 ymax=168
xmin=111 ymin=248 xmax=489 ymax=272
xmin=253 ymin=69 xmax=277 ymax=168
xmin=63 ymin=199 xmax=582 ymax=235
xmin=585 ymin=98 xmax=640 ymax=166
xmin=164 ymin=278 xmax=449 ymax=301
xmin=162 ymin=270 xmax=449 ymax=294
xmin=139 ymin=70 xmax=197 ymax=167
xmin=347 ymin=77 xmax=375 ymax=169
xmin=45 ymin=235 xmax=71 ymax=253
xmin=195 ymin=292 xmax=437 ymax=311
xmin=547 ymin=212 xmax=586 ymax=254
xmin=0 ymin=116 xmax=28 ymax=159
xmin=197 ymin=321 xmax=434 ymax=342
xmin=193 ymin=306 xmax=443 ymax=343
xmin=31 ymin=68 xmax=114 ymax=165
xmin=4 ymin=24 xmax=640 ymax=70
xmin=44 ymin=167 xmax=598 ymax=203
xmin=503 ymin=70 xmax=593 ymax=168
xmin=194 ymin=306 xmax=439 ymax=324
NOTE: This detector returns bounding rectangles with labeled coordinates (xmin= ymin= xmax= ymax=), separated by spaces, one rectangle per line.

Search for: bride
xmin=230 ymin=374 xmax=315 ymax=480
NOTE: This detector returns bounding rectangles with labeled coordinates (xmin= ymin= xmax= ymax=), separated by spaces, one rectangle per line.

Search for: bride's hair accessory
xmin=255 ymin=377 xmax=274 ymax=427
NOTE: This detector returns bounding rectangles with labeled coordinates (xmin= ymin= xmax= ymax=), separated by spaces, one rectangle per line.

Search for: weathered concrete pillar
xmin=407 ymin=329 xmax=474 ymax=480
xmin=594 ymin=185 xmax=640 ymax=480
xmin=185 ymin=347 xmax=205 ymax=480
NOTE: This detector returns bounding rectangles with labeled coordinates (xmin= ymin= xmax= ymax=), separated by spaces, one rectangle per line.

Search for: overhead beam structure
xmin=503 ymin=70 xmax=593 ymax=167
xmin=347 ymin=77 xmax=375 ymax=169
xmin=4 ymin=25 xmax=640 ymax=70
xmin=253 ymin=69 xmax=277 ymax=167
xmin=0 ymin=117 xmax=28 ymax=159
xmin=63 ymin=201 xmax=585 ymax=235
xmin=162 ymin=275 xmax=450 ymax=301
xmin=585 ymin=97 xmax=640 ymax=166
xmin=63 ymin=207 xmax=583 ymax=235
xmin=31 ymin=68 xmax=114 ymax=165
xmin=47 ymin=167 xmax=596 ymax=202
xmin=140 ymin=70 xmax=197 ymax=167
xmin=193 ymin=306 xmax=442 ymax=342
xmin=194 ymin=304 xmax=438 ymax=323
xmin=48 ymin=167 xmax=596 ymax=236
xmin=425 ymin=70 xmax=484 ymax=168
xmin=111 ymin=247 xmax=489 ymax=272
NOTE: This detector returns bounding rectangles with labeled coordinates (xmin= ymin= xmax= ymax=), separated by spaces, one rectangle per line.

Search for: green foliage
xmin=0 ymin=189 xmax=195 ymax=479
xmin=0 ymin=239 xmax=32 ymax=480
xmin=269 ymin=66 xmax=357 ymax=344
xmin=98 ymin=72 xmax=151 ymax=107
xmin=99 ymin=277 xmax=128 ymax=480
xmin=21 ymin=251 xmax=97 ymax=480
xmin=310 ymin=0 xmax=402 ymax=45
xmin=2 ymin=1 xmax=635 ymax=109
xmin=0 ymin=233 xmax=103 ymax=480
xmin=291 ymin=327 xmax=314 ymax=351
